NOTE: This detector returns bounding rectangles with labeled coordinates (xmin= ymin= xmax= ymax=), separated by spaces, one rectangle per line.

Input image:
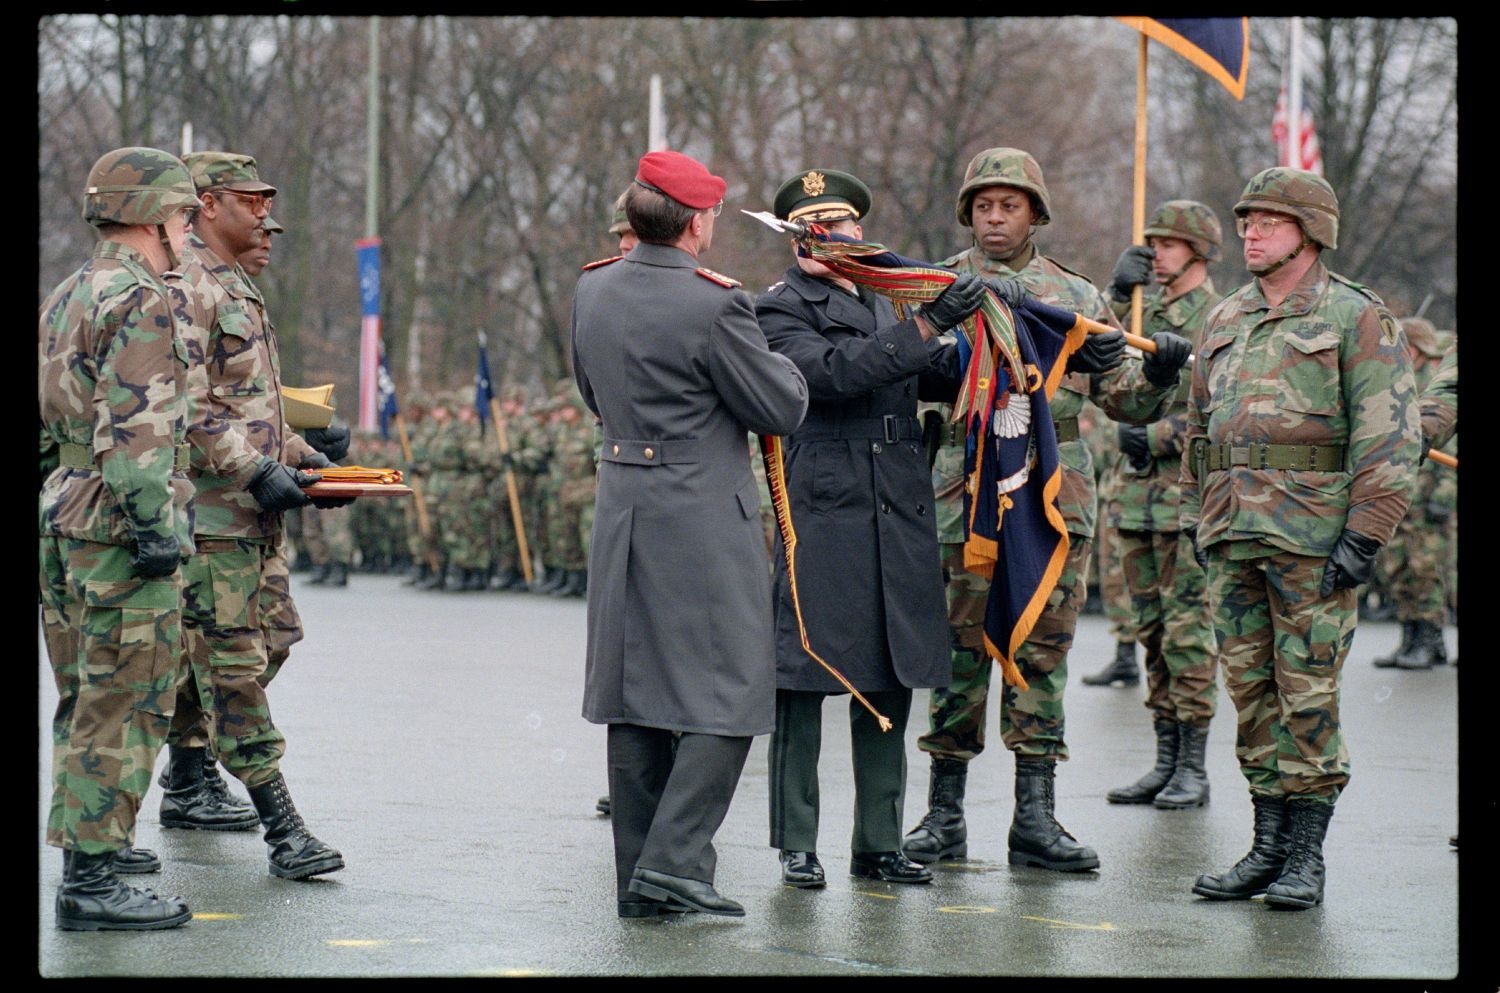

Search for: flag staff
xmin=1131 ymin=32 xmax=1149 ymax=339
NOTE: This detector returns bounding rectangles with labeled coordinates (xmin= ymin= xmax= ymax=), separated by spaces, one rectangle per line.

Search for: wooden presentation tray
xmin=303 ymin=481 xmax=413 ymax=499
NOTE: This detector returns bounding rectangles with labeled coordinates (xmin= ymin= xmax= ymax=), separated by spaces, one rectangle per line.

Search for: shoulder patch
xmin=696 ymin=267 xmax=742 ymax=288
xmin=581 ymin=255 xmax=623 ymax=272
xmin=1378 ymin=308 xmax=1402 ymax=346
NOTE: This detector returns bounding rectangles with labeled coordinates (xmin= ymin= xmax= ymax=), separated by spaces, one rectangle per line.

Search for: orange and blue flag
xmin=1117 ymin=17 xmax=1249 ymax=100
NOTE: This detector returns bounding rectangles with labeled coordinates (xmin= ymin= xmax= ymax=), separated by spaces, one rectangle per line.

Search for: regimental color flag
xmin=356 ymin=237 xmax=383 ymax=432
xmin=1273 ymin=88 xmax=1324 ymax=175
xmin=790 ymin=230 xmax=1090 ymax=688
xmin=1117 ymin=17 xmax=1250 ymax=100
xmin=377 ymin=342 xmax=399 ymax=442
xmin=475 ymin=332 xmax=495 ymax=435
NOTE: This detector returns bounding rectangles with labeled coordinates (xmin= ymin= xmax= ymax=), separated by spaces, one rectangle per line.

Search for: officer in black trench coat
xmin=572 ymin=150 xmax=809 ymax=919
xmin=754 ymin=169 xmax=994 ymax=887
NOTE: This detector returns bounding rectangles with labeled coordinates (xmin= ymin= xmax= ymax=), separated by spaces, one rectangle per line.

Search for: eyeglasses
xmin=1236 ymin=214 xmax=1293 ymax=239
xmin=707 ymin=201 xmax=724 ymax=218
xmin=214 ymin=189 xmax=273 ymax=216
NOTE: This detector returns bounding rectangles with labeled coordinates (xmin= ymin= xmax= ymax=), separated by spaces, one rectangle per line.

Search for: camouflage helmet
xmin=82 ymin=146 xmax=197 ymax=227
xmin=1399 ymin=317 xmax=1445 ymax=358
xmin=1143 ymin=200 xmax=1223 ymax=263
xmin=608 ymin=189 xmax=632 ymax=236
xmin=1234 ymin=167 xmax=1339 ymax=250
xmin=956 ymin=147 xmax=1051 ymax=227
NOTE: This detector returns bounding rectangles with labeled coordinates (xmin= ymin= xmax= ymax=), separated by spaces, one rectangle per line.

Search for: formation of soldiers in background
xmin=286 ymin=379 xmax=600 ymax=597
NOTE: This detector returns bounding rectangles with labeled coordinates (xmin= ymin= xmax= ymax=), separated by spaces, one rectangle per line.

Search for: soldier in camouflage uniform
xmin=550 ymin=387 xmax=596 ymax=597
xmin=1371 ymin=317 xmax=1454 ymax=670
xmin=488 ymin=387 xmax=532 ymax=591
xmin=902 ymin=148 xmax=1192 ymax=873
xmin=1184 ymin=168 xmax=1418 ymax=910
xmin=166 ymin=151 xmax=346 ymax=880
xmin=432 ymin=395 xmax=496 ymax=591
xmin=410 ymin=396 xmax=452 ymax=588
xmin=1096 ymin=201 xmax=1224 ymax=809
xmin=521 ymin=397 xmax=563 ymax=592
xmin=40 ymin=147 xmax=198 ymax=931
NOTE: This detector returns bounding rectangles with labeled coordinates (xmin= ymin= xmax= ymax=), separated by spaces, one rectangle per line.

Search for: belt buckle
xmin=1257 ymin=444 xmax=1270 ymax=470
xmin=1307 ymin=445 xmax=1317 ymax=471
xmin=883 ymin=414 xmax=898 ymax=445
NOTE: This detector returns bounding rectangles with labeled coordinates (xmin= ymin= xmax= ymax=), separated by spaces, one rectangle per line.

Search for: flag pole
xmin=1287 ymin=17 xmax=1303 ymax=168
xmin=1131 ymin=31 xmax=1148 ymax=339
xmin=487 ymin=395 xmax=534 ymax=585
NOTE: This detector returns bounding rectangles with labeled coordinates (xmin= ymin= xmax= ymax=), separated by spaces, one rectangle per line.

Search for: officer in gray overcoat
xmin=572 ymin=149 xmax=808 ymax=920
xmin=753 ymin=169 xmax=987 ymax=888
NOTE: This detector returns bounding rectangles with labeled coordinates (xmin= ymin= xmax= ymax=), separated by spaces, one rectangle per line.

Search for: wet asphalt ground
xmin=37 ymin=573 xmax=1479 ymax=981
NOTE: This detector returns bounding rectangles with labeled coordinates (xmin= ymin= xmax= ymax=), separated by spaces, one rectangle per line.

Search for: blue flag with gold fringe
xmin=1117 ymin=17 xmax=1250 ymax=99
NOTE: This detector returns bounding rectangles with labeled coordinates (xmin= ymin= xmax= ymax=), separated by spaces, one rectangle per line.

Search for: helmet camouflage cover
xmin=608 ymin=189 xmax=632 ymax=236
xmin=82 ymin=146 xmax=197 ymax=227
xmin=1234 ymin=167 xmax=1339 ymax=250
xmin=956 ymin=147 xmax=1051 ymax=227
xmin=1144 ymin=200 xmax=1223 ymax=262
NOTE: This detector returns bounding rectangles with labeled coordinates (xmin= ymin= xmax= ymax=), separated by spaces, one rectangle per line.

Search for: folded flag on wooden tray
xmin=312 ymin=466 xmax=404 ymax=485
xmin=796 ymin=228 xmax=1092 ymax=688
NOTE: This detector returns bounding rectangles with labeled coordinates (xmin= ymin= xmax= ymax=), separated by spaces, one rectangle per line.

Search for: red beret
xmin=635 ymin=150 xmax=726 ymax=211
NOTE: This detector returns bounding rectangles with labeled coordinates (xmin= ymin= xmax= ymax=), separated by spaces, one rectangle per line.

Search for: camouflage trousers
xmin=1375 ymin=510 xmax=1449 ymax=625
xmin=174 ymin=538 xmax=294 ymax=788
xmin=549 ymin=499 xmax=587 ymax=570
xmin=302 ymin=504 xmax=354 ymax=567
xmin=406 ymin=478 xmax=445 ymax=569
xmin=919 ymin=537 xmax=1090 ymax=762
xmin=489 ymin=481 xmax=524 ymax=570
xmin=435 ymin=476 xmax=492 ymax=572
xmin=1096 ymin=522 xmax=1139 ymax=642
xmin=40 ymin=537 xmax=182 ymax=853
xmin=1205 ymin=546 xmax=1354 ymax=801
xmin=1118 ymin=528 xmax=1217 ymax=726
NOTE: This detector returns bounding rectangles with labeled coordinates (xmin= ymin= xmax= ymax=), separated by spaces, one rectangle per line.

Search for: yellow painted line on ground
xmin=938 ymin=906 xmax=998 ymax=914
xmin=468 ymin=968 xmax=554 ymax=977
xmin=855 ymin=891 xmax=898 ymax=900
xmin=1020 ymin=915 xmax=1115 ymax=931
xmin=190 ymin=913 xmax=243 ymax=921
xmin=325 ymin=939 xmax=430 ymax=948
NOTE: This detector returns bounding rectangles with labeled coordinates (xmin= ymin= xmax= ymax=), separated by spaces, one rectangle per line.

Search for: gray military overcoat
xmin=572 ymin=243 xmax=808 ymax=736
xmin=756 ymin=266 xmax=960 ymax=693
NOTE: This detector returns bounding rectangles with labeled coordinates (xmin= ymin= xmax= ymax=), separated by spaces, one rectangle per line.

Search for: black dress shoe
xmin=628 ymin=868 xmax=745 ymax=917
xmin=596 ymin=795 xmax=612 ymax=817
xmin=850 ymin=851 xmax=932 ymax=884
xmin=779 ymin=850 xmax=825 ymax=888
xmin=618 ymin=899 xmax=662 ymax=919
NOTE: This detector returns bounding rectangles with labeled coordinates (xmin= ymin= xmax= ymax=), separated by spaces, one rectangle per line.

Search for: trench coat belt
xmin=938 ymin=416 xmax=1077 ymax=446
xmin=599 ymin=437 xmax=702 ymax=467
xmin=790 ymin=415 xmax=922 ymax=446
xmin=58 ymin=440 xmax=191 ymax=472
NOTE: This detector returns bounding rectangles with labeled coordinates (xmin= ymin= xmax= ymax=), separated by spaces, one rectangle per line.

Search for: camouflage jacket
xmin=1103 ymin=280 xmax=1221 ymax=532
xmin=39 ymin=241 xmax=194 ymax=550
xmin=1179 ymin=261 xmax=1419 ymax=555
xmin=1421 ymin=342 xmax=1457 ymax=451
xmin=554 ymin=417 xmax=599 ymax=508
xmin=932 ymin=243 xmax=1175 ymax=542
xmin=172 ymin=234 xmax=314 ymax=539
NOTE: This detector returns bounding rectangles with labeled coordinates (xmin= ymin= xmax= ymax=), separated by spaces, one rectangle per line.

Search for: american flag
xmin=1272 ymin=87 xmax=1324 ymax=176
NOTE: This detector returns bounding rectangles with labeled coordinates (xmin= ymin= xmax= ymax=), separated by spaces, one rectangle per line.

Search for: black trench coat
xmin=755 ymin=266 xmax=961 ymax=693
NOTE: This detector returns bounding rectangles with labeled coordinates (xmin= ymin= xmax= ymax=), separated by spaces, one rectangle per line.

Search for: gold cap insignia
xmin=802 ymin=171 xmax=826 ymax=197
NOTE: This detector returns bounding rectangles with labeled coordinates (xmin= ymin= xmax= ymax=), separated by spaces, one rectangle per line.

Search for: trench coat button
xmin=884 ymin=342 xmax=896 ymax=353
xmin=644 ymin=447 xmax=654 ymax=460
xmin=612 ymin=444 xmax=620 ymax=456
xmin=872 ymin=442 xmax=882 ymax=454
xmin=881 ymin=502 xmax=891 ymax=514
xmin=917 ymin=504 xmax=926 ymax=515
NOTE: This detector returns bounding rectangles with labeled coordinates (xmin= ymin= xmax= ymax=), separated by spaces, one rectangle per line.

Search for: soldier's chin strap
xmin=157 ymin=223 xmax=180 ymax=271
xmin=1157 ymin=254 xmax=1202 ymax=289
xmin=1248 ymin=235 xmax=1314 ymax=278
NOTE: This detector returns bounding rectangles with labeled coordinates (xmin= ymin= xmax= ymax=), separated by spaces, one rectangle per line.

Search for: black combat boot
xmin=444 ymin=564 xmax=467 ymax=590
xmin=1153 ymin=724 xmax=1210 ymax=809
xmin=1107 ymin=719 xmax=1178 ymax=804
xmin=1081 ymin=640 xmax=1139 ymax=686
xmin=416 ymin=563 xmax=445 ymax=590
xmin=1007 ymin=756 xmax=1099 ymax=871
xmin=327 ymin=563 xmax=349 ymax=587
xmin=1396 ymin=620 xmax=1446 ymax=669
xmin=463 ymin=568 xmax=489 ymax=591
xmin=159 ymin=746 xmax=261 ymax=831
xmin=901 ymin=758 xmax=969 ymax=863
xmin=199 ymin=750 xmax=256 ymax=817
xmin=1263 ymin=798 xmax=1335 ymax=909
xmin=534 ymin=566 xmax=565 ymax=594
xmin=112 ymin=847 xmax=162 ymax=874
xmin=551 ymin=569 xmax=585 ymax=597
xmin=247 ymin=773 xmax=345 ymax=880
xmin=306 ymin=562 xmax=331 ymax=586
xmin=1192 ymin=794 xmax=1290 ymax=899
xmin=1373 ymin=621 xmax=1415 ymax=668
xmin=403 ymin=562 xmax=428 ymax=587
xmin=55 ymin=850 xmax=192 ymax=931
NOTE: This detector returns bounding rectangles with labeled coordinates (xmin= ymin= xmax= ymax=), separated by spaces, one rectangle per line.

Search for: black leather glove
xmin=1067 ymin=329 xmax=1126 ymax=375
xmin=300 ymin=451 xmax=335 ymax=470
xmin=1109 ymin=245 xmax=1155 ymax=302
xmin=130 ymin=533 xmax=182 ymax=579
xmin=1142 ymin=331 xmax=1193 ymax=389
xmin=1319 ymin=529 xmax=1382 ymax=598
xmin=302 ymin=420 xmax=351 ymax=463
xmin=918 ymin=274 xmax=988 ymax=333
xmin=984 ymin=276 xmax=1031 ymax=310
xmin=1184 ymin=526 xmax=1208 ymax=570
xmin=247 ymin=458 xmax=317 ymax=512
xmin=1118 ymin=424 xmax=1151 ymax=471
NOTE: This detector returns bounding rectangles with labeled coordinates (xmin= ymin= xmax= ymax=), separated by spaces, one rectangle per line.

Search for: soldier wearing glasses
xmin=1182 ymin=167 xmax=1418 ymax=910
